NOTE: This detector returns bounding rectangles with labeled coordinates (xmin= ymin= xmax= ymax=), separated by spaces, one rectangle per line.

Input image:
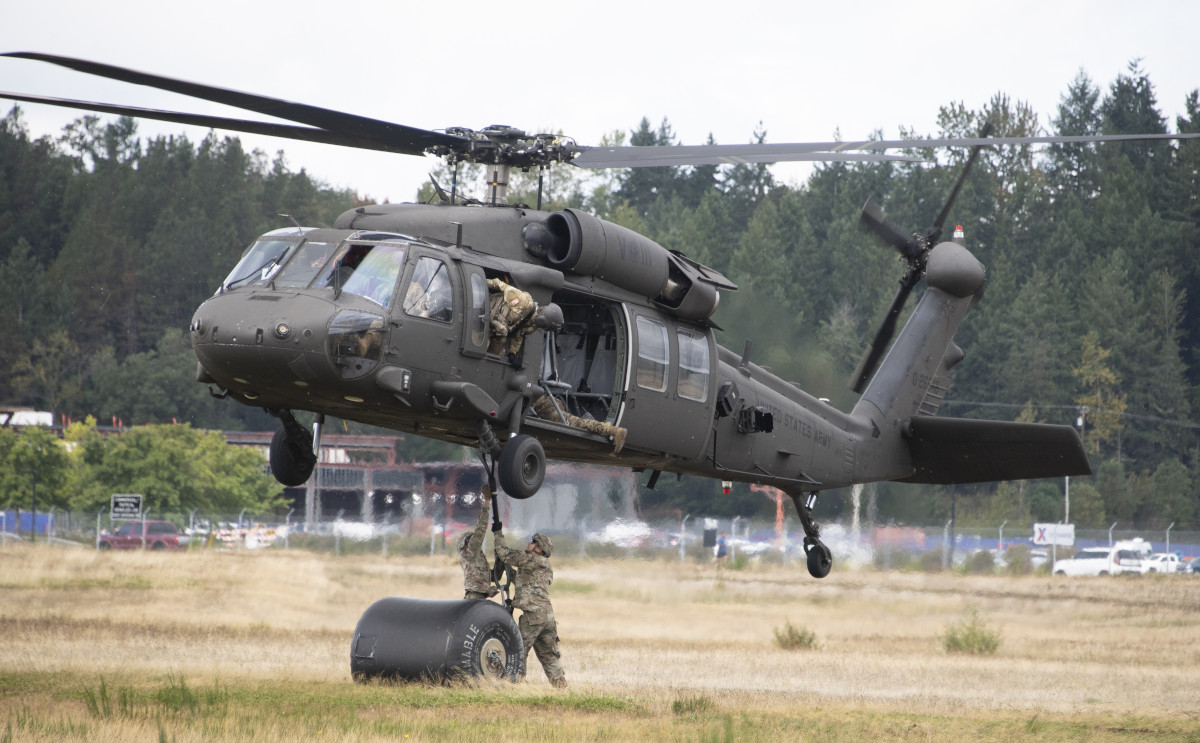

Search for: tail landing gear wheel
xmin=269 ymin=426 xmax=316 ymax=487
xmin=805 ymin=540 xmax=833 ymax=579
xmin=350 ymin=598 xmax=523 ymax=683
xmin=789 ymin=490 xmax=834 ymax=579
xmin=498 ymin=434 xmax=545 ymax=499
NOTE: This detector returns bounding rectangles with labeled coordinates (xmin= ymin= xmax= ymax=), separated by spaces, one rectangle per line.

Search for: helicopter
xmin=7 ymin=52 xmax=1195 ymax=581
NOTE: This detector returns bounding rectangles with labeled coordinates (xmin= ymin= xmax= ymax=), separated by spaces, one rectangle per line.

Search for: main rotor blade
xmin=3 ymin=51 xmax=466 ymax=156
xmin=572 ymin=144 xmax=921 ymax=168
xmin=573 ymin=131 xmax=1200 ymax=169
xmin=0 ymin=92 xmax=418 ymax=154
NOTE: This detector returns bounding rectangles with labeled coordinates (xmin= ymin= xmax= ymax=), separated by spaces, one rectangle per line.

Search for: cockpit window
xmin=221 ymin=239 xmax=298 ymax=291
xmin=273 ymin=241 xmax=336 ymax=287
xmin=316 ymin=243 xmax=408 ymax=308
xmin=403 ymin=257 xmax=454 ymax=322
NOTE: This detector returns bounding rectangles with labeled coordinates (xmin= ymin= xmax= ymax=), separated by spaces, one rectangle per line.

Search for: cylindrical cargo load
xmin=350 ymin=597 xmax=523 ymax=683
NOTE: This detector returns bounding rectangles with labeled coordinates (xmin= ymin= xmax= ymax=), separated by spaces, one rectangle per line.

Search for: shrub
xmin=962 ymin=549 xmax=996 ymax=575
xmin=1002 ymin=544 xmax=1034 ymax=576
xmin=773 ymin=620 xmax=817 ymax=650
xmin=940 ymin=609 xmax=1001 ymax=654
xmin=672 ymin=695 xmax=710 ymax=715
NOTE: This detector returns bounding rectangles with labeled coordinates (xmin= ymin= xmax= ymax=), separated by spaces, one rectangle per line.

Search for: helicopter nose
xmin=190 ymin=291 xmax=336 ymax=399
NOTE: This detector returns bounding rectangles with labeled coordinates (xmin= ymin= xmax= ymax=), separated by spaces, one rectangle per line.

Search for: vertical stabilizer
xmin=851 ymin=242 xmax=985 ymax=436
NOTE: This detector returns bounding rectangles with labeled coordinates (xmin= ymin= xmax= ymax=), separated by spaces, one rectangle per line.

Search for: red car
xmin=98 ymin=520 xmax=181 ymax=550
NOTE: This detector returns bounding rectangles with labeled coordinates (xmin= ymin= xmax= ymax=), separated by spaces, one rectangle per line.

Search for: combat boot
xmin=608 ymin=425 xmax=626 ymax=455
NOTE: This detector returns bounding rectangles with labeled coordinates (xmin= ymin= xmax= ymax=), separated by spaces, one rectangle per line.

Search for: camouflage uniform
xmin=458 ymin=497 xmax=497 ymax=600
xmin=532 ymin=394 xmax=626 ymax=454
xmin=487 ymin=278 xmax=538 ymax=356
xmin=494 ymin=530 xmax=567 ymax=688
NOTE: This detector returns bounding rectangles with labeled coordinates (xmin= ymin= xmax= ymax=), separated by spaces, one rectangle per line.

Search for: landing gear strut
xmin=789 ymin=491 xmax=832 ymax=579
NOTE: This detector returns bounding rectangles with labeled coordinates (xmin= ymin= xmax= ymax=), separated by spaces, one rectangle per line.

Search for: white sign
xmin=111 ymin=494 xmax=143 ymax=521
xmin=1033 ymin=523 xmax=1075 ymax=546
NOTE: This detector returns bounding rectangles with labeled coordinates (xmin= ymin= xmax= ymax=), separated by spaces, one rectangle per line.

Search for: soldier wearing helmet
xmin=458 ymin=491 xmax=497 ymax=600
xmin=492 ymin=522 xmax=567 ymax=688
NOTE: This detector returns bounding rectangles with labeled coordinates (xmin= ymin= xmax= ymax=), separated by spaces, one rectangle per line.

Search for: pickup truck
xmin=1144 ymin=553 xmax=1181 ymax=573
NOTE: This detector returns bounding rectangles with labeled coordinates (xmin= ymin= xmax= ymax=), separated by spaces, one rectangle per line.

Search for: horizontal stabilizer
xmin=900 ymin=416 xmax=1091 ymax=484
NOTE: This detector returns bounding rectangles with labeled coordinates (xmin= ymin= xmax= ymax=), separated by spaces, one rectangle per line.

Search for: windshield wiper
xmin=225 ymin=248 xmax=290 ymax=290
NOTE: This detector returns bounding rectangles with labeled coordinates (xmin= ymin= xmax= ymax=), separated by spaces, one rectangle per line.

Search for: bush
xmin=962 ymin=549 xmax=996 ymax=575
xmin=940 ymin=609 xmax=1001 ymax=654
xmin=1002 ymin=544 xmax=1034 ymax=575
xmin=672 ymin=695 xmax=710 ymax=715
xmin=773 ymin=620 xmax=817 ymax=650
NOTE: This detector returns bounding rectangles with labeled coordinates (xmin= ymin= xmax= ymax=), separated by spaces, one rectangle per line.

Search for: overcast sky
xmin=2 ymin=0 xmax=1197 ymax=206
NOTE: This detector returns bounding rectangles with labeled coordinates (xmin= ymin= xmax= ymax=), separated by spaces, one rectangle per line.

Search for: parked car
xmin=1144 ymin=553 xmax=1181 ymax=573
xmin=98 ymin=520 xmax=181 ymax=550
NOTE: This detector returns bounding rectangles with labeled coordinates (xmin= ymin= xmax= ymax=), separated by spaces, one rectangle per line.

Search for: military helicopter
xmin=7 ymin=52 xmax=1194 ymax=580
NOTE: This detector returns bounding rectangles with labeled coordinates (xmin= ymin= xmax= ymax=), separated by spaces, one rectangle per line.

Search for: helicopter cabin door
xmin=618 ymin=309 xmax=715 ymax=461
xmin=391 ymin=250 xmax=461 ymax=372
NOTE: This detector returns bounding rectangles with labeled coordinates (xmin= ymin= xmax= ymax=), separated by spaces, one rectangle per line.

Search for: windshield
xmin=317 ymin=243 xmax=407 ymax=308
xmin=222 ymin=239 xmax=298 ymax=290
xmin=273 ymin=241 xmax=337 ymax=287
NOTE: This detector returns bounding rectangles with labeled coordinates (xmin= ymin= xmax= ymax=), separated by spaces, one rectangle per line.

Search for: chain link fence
xmin=5 ymin=508 xmax=1198 ymax=575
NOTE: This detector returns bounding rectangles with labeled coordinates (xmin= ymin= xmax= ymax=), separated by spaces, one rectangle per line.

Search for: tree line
xmin=1 ymin=61 xmax=1197 ymax=528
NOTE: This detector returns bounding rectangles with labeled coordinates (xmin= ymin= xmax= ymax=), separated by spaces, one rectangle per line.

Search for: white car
xmin=1053 ymin=545 xmax=1147 ymax=576
xmin=1144 ymin=553 xmax=1181 ymax=573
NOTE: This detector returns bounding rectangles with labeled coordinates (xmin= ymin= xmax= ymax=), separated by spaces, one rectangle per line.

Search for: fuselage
xmin=191 ymin=202 xmax=983 ymax=494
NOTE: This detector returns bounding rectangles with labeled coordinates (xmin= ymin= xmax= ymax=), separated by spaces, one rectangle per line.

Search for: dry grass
xmin=2 ymin=543 xmax=1199 ymax=741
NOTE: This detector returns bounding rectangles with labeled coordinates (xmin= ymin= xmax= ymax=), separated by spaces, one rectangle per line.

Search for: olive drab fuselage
xmin=191 ymin=200 xmax=1088 ymax=498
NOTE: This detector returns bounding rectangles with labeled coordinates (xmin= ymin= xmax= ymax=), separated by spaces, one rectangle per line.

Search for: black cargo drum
xmin=351 ymin=597 xmax=523 ymax=683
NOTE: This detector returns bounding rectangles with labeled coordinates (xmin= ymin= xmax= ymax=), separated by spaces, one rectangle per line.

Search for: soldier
xmin=457 ymin=491 xmax=497 ymax=600
xmin=486 ymin=278 xmax=538 ymax=357
xmin=531 ymin=394 xmax=626 ymax=454
xmin=491 ymin=523 xmax=567 ymax=688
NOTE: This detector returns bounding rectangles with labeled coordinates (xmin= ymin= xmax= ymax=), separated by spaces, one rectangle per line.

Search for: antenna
xmin=277 ymin=213 xmax=303 ymax=233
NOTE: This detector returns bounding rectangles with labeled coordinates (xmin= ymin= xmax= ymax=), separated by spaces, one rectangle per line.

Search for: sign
xmin=1033 ymin=522 xmax=1075 ymax=546
xmin=111 ymin=494 xmax=143 ymax=521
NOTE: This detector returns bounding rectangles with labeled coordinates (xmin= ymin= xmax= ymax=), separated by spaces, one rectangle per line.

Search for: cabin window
xmin=469 ymin=273 xmax=488 ymax=347
xmin=328 ymin=309 xmax=386 ymax=379
xmin=403 ymin=257 xmax=454 ymax=322
xmin=635 ymin=316 xmax=669 ymax=392
xmin=677 ymin=328 xmax=709 ymax=402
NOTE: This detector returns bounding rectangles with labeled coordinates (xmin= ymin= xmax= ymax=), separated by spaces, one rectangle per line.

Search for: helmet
xmin=532 ymin=533 xmax=553 ymax=557
xmin=457 ymin=531 xmax=473 ymax=552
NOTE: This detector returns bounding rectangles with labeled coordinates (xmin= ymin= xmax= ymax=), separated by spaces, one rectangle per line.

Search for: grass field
xmin=2 ymin=543 xmax=1199 ymax=741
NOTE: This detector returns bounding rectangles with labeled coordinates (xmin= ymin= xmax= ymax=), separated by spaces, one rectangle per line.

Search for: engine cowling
xmin=526 ymin=208 xmax=722 ymax=321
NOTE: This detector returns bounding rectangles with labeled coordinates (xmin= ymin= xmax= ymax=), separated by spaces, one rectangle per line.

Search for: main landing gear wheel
xmin=789 ymin=491 xmax=834 ymax=579
xmin=350 ymin=597 xmax=523 ymax=683
xmin=269 ymin=426 xmax=316 ymax=486
xmin=497 ymin=434 xmax=545 ymax=499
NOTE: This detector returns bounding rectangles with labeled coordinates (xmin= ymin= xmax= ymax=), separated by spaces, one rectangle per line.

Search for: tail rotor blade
xmin=859 ymin=197 xmax=913 ymax=255
xmin=929 ymin=122 xmax=994 ymax=241
xmin=850 ymin=276 xmax=917 ymax=393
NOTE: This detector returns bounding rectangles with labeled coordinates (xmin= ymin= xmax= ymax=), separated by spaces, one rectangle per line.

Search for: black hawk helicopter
xmin=6 ymin=52 xmax=1193 ymax=581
